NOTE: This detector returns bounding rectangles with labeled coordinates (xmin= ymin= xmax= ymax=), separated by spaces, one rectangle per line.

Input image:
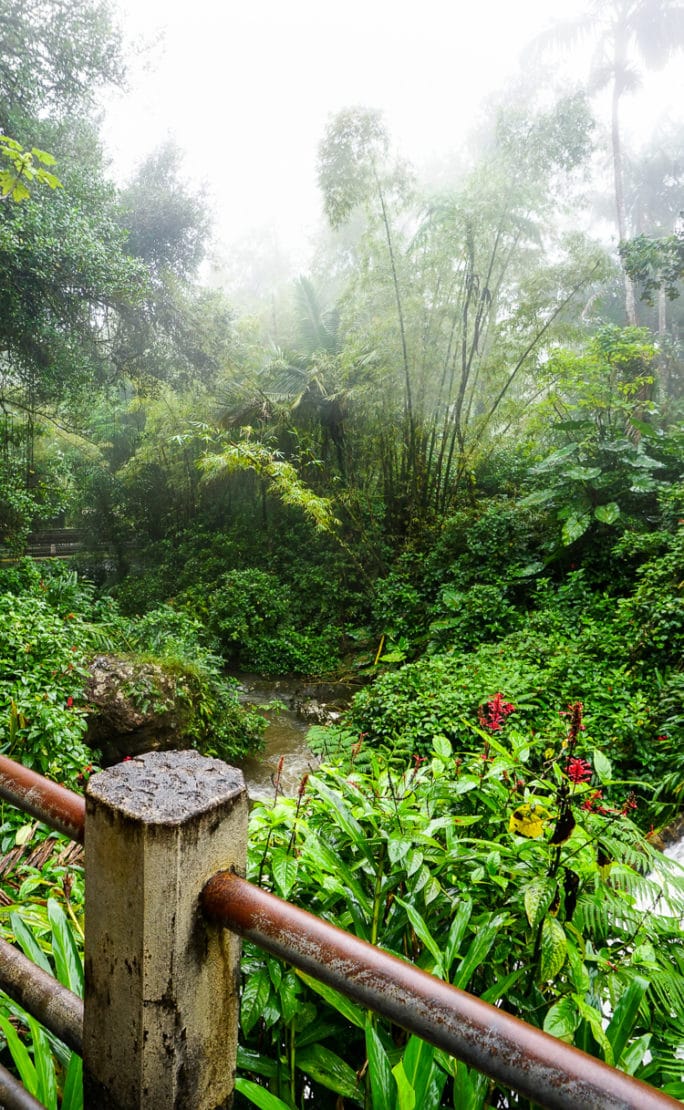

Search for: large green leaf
xmin=540 ymin=917 xmax=567 ymax=981
xmin=271 ymin=849 xmax=299 ymax=900
xmin=297 ymin=1043 xmax=364 ymax=1103
xmin=395 ymin=897 xmax=444 ymax=969
xmin=453 ymin=914 xmax=505 ymax=991
xmin=594 ymin=502 xmax=620 ymax=524
xmin=47 ymin=899 xmax=83 ymax=997
xmin=295 ymin=970 xmax=365 ymax=1027
xmin=401 ymin=1035 xmax=439 ymax=1109
xmin=392 ymin=1060 xmax=417 ymax=1110
xmin=561 ymin=512 xmax=591 ymax=545
xmin=444 ymin=899 xmax=473 ymax=974
xmin=241 ymin=969 xmax=272 ymax=1036
xmin=61 ymin=1051 xmax=83 ymax=1110
xmin=365 ymin=1018 xmax=397 ymax=1110
xmin=27 ymin=1016 xmax=57 ymax=1110
xmin=10 ymin=912 xmax=52 ymax=975
xmin=0 ymin=1014 xmax=38 ymax=1095
xmin=524 ymin=880 xmax=557 ymax=930
xmin=234 ymin=1078 xmax=292 ymax=1110
xmin=605 ymin=976 xmax=649 ymax=1065
xmin=565 ymin=465 xmax=602 ymax=480
xmin=543 ymin=996 xmax=580 ymax=1042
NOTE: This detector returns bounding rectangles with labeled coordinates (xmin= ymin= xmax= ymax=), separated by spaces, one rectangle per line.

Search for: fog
xmin=101 ymin=0 xmax=683 ymax=284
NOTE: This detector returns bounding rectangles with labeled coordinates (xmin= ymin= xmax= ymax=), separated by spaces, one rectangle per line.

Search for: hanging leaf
xmin=234 ymin=1078 xmax=291 ymax=1110
xmin=365 ymin=1018 xmax=397 ymax=1110
xmin=540 ymin=917 xmax=567 ymax=981
xmin=524 ymin=879 xmax=557 ymax=929
xmin=592 ymin=749 xmax=612 ymax=783
xmin=296 ymin=1044 xmax=364 ymax=1103
xmin=241 ymin=969 xmax=271 ymax=1036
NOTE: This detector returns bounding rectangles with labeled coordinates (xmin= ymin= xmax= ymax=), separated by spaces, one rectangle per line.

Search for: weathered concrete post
xmin=83 ymin=750 xmax=248 ymax=1109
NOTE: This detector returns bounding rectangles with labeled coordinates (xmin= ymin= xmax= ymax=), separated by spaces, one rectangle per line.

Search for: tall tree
xmin=316 ymin=100 xmax=601 ymax=534
xmin=531 ymin=0 xmax=684 ymax=325
xmin=0 ymin=0 xmax=124 ymax=130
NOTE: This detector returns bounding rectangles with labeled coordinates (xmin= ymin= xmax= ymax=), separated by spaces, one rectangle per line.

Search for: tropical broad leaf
xmin=605 ymin=976 xmax=649 ymax=1065
xmin=594 ymin=502 xmax=620 ymax=524
xmin=561 ymin=512 xmax=591 ymax=545
xmin=234 ymin=1078 xmax=291 ymax=1110
xmin=47 ymin=898 xmax=84 ymax=997
xmin=543 ymin=996 xmax=580 ymax=1042
xmin=524 ymin=879 xmax=557 ymax=929
xmin=540 ymin=917 xmax=567 ymax=981
xmin=241 ymin=969 xmax=271 ymax=1036
xmin=297 ymin=1044 xmax=363 ymax=1103
xmin=295 ymin=970 xmax=365 ymax=1028
xmin=592 ymin=749 xmax=612 ymax=783
xmin=365 ymin=1019 xmax=397 ymax=1110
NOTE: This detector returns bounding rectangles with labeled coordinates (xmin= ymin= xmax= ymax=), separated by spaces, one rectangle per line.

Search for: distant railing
xmin=0 ymin=751 xmax=680 ymax=1110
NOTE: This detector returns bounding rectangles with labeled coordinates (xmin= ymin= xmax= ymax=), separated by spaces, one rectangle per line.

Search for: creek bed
xmin=236 ymin=675 xmax=329 ymax=802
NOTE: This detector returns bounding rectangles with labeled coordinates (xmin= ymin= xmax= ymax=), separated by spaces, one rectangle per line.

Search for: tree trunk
xmin=612 ymin=38 xmax=637 ymax=326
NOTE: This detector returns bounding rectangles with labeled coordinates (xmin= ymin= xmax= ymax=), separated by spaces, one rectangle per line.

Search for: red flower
xmin=479 ymin=692 xmax=515 ymax=732
xmin=582 ymin=789 xmax=602 ymax=810
xmin=567 ymin=757 xmax=591 ymax=783
xmin=66 ymin=696 xmax=74 ymax=708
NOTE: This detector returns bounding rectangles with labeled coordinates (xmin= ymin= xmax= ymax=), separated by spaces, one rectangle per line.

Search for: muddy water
xmin=236 ymin=676 xmax=324 ymax=802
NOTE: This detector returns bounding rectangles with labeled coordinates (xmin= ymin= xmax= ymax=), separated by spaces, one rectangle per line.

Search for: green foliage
xmin=119 ymin=604 xmax=267 ymax=761
xmin=0 ymin=859 xmax=85 ymax=1110
xmin=0 ymin=580 xmax=99 ymax=786
xmin=620 ymin=230 xmax=684 ymax=305
xmin=0 ymin=134 xmax=61 ymax=203
xmin=199 ymin=430 xmax=339 ymax=533
xmin=182 ymin=568 xmax=341 ymax=677
xmin=523 ymin=327 xmax=668 ymax=549
xmin=240 ymin=717 xmax=684 ymax=1107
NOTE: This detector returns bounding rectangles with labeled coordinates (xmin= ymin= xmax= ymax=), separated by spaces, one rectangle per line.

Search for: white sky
xmin=101 ymin=0 xmax=683 ymax=267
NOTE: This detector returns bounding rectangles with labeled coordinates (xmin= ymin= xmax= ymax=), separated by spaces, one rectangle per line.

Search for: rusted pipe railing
xmin=0 ymin=1063 xmax=46 ymax=1110
xmin=0 ymin=935 xmax=83 ymax=1053
xmin=0 ymin=756 xmax=84 ymax=844
xmin=203 ymin=871 xmax=682 ymax=1110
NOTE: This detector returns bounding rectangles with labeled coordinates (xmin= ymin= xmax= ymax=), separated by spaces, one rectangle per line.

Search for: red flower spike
xmin=567 ymin=757 xmax=591 ymax=784
xmin=479 ymin=692 xmax=515 ymax=732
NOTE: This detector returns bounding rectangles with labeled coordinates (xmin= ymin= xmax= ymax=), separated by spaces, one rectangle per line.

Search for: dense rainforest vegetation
xmin=1 ymin=0 xmax=684 ymax=1106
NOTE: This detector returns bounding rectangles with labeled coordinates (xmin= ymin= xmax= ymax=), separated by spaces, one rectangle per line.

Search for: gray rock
xmin=85 ymin=654 xmax=190 ymax=765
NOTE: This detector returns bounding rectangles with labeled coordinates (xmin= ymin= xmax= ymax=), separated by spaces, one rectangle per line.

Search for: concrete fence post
xmin=82 ymin=750 xmax=248 ymax=1110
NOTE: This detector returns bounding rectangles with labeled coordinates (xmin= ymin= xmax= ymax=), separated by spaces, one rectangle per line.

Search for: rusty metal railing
xmin=202 ymin=870 xmax=680 ymax=1110
xmin=0 ymin=752 xmax=681 ymax=1110
xmin=0 ymin=755 xmax=85 ymax=844
xmin=0 ymin=935 xmax=83 ymax=1053
xmin=0 ymin=1063 xmax=46 ymax=1110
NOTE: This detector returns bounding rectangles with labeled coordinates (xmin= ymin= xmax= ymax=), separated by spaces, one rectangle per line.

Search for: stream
xmin=236 ymin=675 xmax=350 ymax=802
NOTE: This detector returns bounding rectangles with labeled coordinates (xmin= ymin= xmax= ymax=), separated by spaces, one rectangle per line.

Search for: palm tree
xmin=531 ymin=0 xmax=684 ymax=325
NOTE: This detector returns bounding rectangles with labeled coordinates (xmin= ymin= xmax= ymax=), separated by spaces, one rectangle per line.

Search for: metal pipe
xmin=0 ymin=756 xmax=84 ymax=844
xmin=0 ymin=1063 xmax=46 ymax=1110
xmin=203 ymin=871 xmax=681 ymax=1110
xmin=0 ymin=936 xmax=83 ymax=1054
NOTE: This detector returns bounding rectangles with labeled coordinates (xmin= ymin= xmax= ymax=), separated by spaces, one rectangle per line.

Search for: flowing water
xmin=237 ymin=675 xmax=324 ymax=802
